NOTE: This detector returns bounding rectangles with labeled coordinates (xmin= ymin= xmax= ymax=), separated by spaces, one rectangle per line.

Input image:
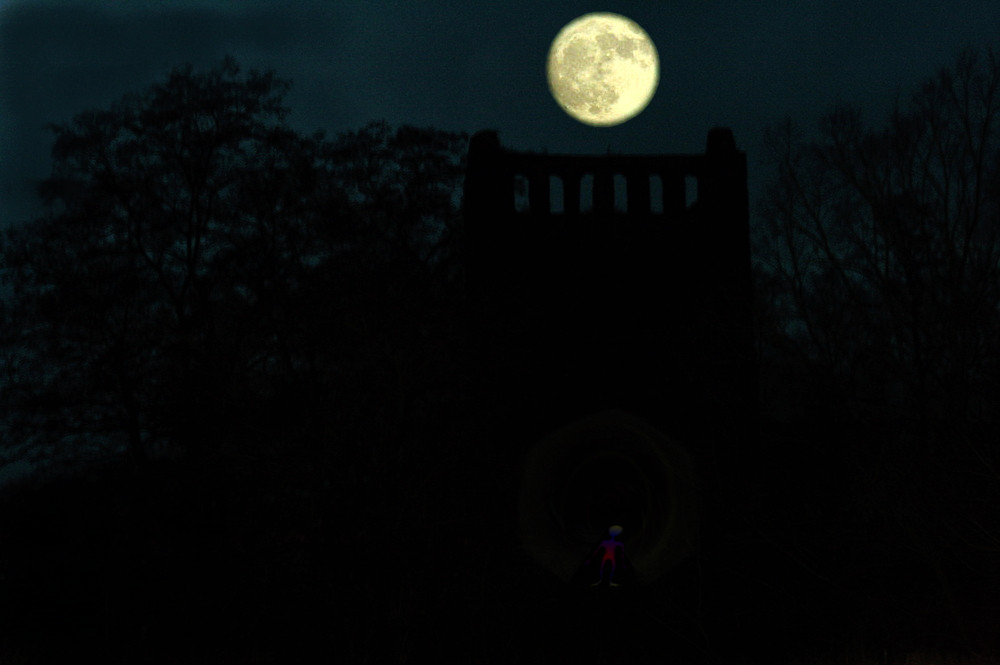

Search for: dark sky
xmin=1 ymin=0 xmax=998 ymax=229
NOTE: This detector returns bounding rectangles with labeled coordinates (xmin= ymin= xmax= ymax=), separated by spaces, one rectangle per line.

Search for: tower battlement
xmin=465 ymin=127 xmax=741 ymax=219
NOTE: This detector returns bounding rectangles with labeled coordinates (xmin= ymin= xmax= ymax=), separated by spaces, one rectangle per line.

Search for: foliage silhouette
xmin=0 ymin=57 xmax=468 ymax=476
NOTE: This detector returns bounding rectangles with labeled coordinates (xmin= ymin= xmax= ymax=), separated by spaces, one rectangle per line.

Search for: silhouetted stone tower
xmin=463 ymin=128 xmax=757 ymax=500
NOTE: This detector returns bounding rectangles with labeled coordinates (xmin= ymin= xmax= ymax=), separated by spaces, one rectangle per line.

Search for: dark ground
xmin=0 ymin=411 xmax=997 ymax=664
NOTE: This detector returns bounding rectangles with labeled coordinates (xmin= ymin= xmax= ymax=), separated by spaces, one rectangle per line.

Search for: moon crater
xmin=548 ymin=13 xmax=659 ymax=126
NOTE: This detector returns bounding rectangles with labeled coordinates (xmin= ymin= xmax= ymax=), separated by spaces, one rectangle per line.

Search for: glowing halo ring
xmin=518 ymin=409 xmax=699 ymax=585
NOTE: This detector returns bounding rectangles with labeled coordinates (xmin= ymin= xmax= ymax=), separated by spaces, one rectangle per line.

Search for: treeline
xmin=749 ymin=44 xmax=1000 ymax=660
xmin=0 ymin=56 xmax=471 ymax=478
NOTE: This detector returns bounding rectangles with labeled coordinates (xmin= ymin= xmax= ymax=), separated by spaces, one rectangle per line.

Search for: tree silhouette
xmin=0 ymin=57 xmax=468 ymax=477
xmin=1 ymin=57 xmax=311 ymax=469
xmin=757 ymin=46 xmax=1000 ymax=432
xmin=0 ymin=59 xmax=478 ymax=663
xmin=755 ymin=44 xmax=1000 ymax=655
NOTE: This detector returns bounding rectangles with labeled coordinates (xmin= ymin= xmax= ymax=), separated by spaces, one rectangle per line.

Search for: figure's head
xmin=608 ymin=525 xmax=623 ymax=538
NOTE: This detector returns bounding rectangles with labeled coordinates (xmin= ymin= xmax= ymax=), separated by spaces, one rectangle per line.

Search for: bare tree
xmin=756 ymin=45 xmax=1000 ymax=653
xmin=758 ymin=45 xmax=1000 ymax=432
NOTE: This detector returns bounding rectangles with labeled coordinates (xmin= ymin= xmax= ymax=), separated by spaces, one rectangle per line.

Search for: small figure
xmin=585 ymin=525 xmax=625 ymax=587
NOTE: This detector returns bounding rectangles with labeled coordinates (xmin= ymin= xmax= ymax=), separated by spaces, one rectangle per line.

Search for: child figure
xmin=585 ymin=525 xmax=625 ymax=587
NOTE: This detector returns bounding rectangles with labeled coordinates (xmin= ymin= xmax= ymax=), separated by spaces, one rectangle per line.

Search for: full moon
xmin=547 ymin=13 xmax=659 ymax=127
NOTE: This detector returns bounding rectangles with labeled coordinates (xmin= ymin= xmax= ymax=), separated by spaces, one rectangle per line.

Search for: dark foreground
xmin=0 ymin=422 xmax=996 ymax=665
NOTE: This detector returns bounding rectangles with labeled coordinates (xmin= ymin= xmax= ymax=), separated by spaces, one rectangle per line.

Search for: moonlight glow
xmin=547 ymin=13 xmax=659 ymax=127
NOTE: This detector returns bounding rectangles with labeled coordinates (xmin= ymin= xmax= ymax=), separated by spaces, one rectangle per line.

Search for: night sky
xmin=2 ymin=0 xmax=999 ymax=230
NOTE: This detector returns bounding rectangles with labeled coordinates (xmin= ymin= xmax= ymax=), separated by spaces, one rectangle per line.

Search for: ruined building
xmin=463 ymin=128 xmax=758 ymax=584
xmin=464 ymin=128 xmax=756 ymax=452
